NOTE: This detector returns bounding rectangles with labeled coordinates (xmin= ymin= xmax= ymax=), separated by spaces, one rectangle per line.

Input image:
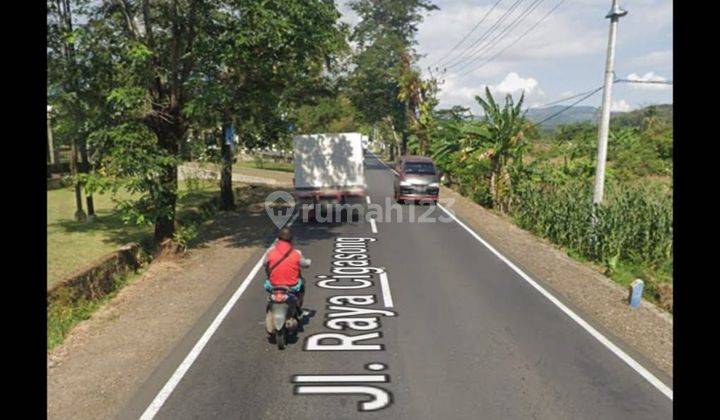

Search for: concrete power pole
xmin=592 ymin=0 xmax=627 ymax=205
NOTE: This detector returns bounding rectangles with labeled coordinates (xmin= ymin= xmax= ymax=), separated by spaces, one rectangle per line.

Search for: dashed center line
xmin=366 ymin=196 xmax=378 ymax=233
xmin=378 ymin=272 xmax=394 ymax=308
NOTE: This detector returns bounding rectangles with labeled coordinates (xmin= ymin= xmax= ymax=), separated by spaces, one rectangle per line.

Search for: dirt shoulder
xmin=47 ymin=184 xmax=282 ymax=420
xmin=440 ymin=185 xmax=673 ymax=378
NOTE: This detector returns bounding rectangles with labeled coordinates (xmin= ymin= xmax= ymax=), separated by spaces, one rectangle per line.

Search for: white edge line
xmin=368 ymin=150 xmax=398 ymax=175
xmin=139 ymin=251 xmax=269 ymax=419
xmin=378 ymin=272 xmax=394 ymax=308
xmin=140 ymin=211 xmax=301 ymax=419
xmin=436 ymin=203 xmax=673 ymax=400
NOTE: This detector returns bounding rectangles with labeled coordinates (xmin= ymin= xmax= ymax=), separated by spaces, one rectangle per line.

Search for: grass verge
xmin=48 ymin=179 xmax=224 ymax=352
xmin=48 ymin=269 xmax=142 ymax=351
xmin=47 ymin=180 xmax=219 ymax=286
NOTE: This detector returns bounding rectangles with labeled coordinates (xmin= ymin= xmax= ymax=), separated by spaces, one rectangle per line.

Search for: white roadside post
xmin=629 ymin=279 xmax=644 ymax=309
xmin=592 ymin=0 xmax=627 ymax=205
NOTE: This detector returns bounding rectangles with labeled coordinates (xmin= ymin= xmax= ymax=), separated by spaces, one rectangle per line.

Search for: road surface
xmin=121 ymin=153 xmax=672 ymax=419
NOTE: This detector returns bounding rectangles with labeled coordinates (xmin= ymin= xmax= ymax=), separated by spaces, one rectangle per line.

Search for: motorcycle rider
xmin=263 ymin=227 xmax=310 ymax=319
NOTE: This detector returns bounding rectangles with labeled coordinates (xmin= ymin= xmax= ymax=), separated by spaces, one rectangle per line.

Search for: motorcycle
xmin=265 ymin=286 xmax=301 ymax=350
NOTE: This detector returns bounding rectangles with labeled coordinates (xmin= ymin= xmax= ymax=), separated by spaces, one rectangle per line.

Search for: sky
xmin=336 ymin=0 xmax=672 ymax=114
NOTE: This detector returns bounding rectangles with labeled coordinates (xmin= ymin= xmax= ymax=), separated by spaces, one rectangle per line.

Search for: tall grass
xmin=511 ymin=181 xmax=672 ymax=277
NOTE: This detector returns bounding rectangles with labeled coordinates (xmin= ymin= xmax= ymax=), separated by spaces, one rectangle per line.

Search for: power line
xmin=445 ymin=0 xmax=528 ymax=70
xmin=527 ymin=85 xmax=604 ymax=110
xmin=615 ymin=79 xmax=673 ymax=85
xmin=531 ymin=86 xmax=603 ymax=126
xmin=443 ymin=0 xmax=527 ymax=70
xmin=457 ymin=0 xmax=567 ymax=77
xmin=431 ymin=0 xmax=505 ymax=68
xmin=452 ymin=0 xmax=547 ymax=74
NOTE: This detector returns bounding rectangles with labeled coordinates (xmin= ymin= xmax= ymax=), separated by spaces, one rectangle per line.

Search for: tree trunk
xmin=78 ymin=137 xmax=95 ymax=219
xmin=153 ymin=121 xmax=182 ymax=243
xmin=220 ymin=125 xmax=235 ymax=210
xmin=401 ymin=131 xmax=408 ymax=156
xmin=70 ymin=137 xmax=86 ymax=221
xmin=489 ymin=157 xmax=501 ymax=209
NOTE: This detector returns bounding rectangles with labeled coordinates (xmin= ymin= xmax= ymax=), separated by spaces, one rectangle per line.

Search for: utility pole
xmin=592 ymin=0 xmax=627 ymax=205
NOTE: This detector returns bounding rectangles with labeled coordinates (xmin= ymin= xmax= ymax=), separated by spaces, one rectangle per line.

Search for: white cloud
xmin=436 ymin=71 xmax=544 ymax=113
xmin=494 ymin=72 xmax=539 ymax=95
xmin=611 ymin=99 xmax=632 ymax=112
xmin=626 ymin=72 xmax=671 ymax=91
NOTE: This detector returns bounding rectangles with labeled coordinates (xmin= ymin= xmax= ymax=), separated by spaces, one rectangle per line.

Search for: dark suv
xmin=393 ymin=155 xmax=441 ymax=204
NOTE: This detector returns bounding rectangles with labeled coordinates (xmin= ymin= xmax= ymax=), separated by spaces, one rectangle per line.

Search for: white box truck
xmin=293 ymin=132 xmax=366 ymax=220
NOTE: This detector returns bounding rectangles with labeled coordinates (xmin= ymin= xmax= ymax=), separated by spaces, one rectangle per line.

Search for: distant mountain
xmin=525 ymin=103 xmax=672 ymax=129
xmin=611 ymin=104 xmax=673 ymax=128
xmin=525 ymin=105 xmax=599 ymax=128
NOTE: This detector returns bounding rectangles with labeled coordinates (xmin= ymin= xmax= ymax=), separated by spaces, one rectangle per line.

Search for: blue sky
xmin=337 ymin=0 xmax=672 ymax=114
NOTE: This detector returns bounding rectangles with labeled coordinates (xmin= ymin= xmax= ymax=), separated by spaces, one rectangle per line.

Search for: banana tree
xmin=474 ymin=87 xmax=528 ymax=211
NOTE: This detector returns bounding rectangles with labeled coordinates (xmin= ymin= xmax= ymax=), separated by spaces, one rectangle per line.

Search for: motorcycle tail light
xmin=272 ymin=292 xmax=288 ymax=302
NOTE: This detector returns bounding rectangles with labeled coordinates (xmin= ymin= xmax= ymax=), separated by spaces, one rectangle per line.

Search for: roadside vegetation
xmin=425 ymin=97 xmax=673 ymax=311
xmin=47 ymin=180 xmax=220 ymax=286
xmin=47 ymin=0 xmax=671 ymax=354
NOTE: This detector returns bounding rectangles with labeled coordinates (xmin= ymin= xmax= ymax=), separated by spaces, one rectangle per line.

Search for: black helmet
xmin=278 ymin=227 xmax=293 ymax=242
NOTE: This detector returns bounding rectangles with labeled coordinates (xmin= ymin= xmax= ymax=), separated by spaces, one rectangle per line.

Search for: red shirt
xmin=266 ymin=240 xmax=302 ymax=286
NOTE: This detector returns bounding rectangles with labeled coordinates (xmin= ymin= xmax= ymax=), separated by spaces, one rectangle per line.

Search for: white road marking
xmin=369 ymin=218 xmax=378 ymax=234
xmin=139 ymin=249 xmax=269 ymax=419
xmin=368 ymin=151 xmax=398 ymax=175
xmin=378 ymin=272 xmax=394 ymax=308
xmin=366 ymin=196 xmax=371 ymax=204
xmin=293 ymin=375 xmax=387 ymax=383
xmin=436 ymin=203 xmax=673 ymax=400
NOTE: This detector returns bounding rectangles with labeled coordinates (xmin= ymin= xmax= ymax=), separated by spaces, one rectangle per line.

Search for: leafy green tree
xmin=347 ymin=0 xmax=437 ymax=160
xmin=61 ymin=0 xmax=346 ymax=243
xmin=473 ymin=87 xmax=528 ymax=211
xmin=397 ymin=51 xmax=439 ymax=156
xmin=48 ymin=0 xmax=99 ymax=221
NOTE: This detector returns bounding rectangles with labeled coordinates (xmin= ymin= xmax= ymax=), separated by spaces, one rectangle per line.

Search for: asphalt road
xmin=121 ymin=153 xmax=673 ymax=419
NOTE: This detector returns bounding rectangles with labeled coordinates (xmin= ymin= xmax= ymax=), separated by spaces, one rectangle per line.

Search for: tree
xmin=347 ymin=0 xmax=437 ymax=160
xmin=70 ymin=0 xmax=345 ymax=244
xmin=397 ymin=51 xmax=439 ymax=156
xmin=185 ymin=0 xmax=347 ymax=210
xmin=48 ymin=0 xmax=91 ymax=221
xmin=473 ymin=87 xmax=528 ymax=211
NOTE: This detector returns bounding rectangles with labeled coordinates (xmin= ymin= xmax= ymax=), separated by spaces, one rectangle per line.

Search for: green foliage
xmin=293 ymin=94 xmax=359 ymax=133
xmin=347 ymin=0 xmax=438 ymax=156
xmin=511 ymin=181 xmax=672 ymax=275
xmin=425 ymin=95 xmax=674 ymax=305
xmin=48 ymin=0 xmax=348 ymax=243
xmin=173 ymin=223 xmax=199 ymax=252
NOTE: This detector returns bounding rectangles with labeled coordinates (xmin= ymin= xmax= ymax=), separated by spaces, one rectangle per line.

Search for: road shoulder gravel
xmin=440 ymin=185 xmax=673 ymax=378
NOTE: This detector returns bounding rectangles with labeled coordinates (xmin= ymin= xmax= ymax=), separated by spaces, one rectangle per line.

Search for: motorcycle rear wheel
xmin=276 ymin=330 xmax=286 ymax=350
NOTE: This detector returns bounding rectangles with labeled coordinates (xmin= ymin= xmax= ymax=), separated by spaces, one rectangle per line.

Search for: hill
xmin=526 ymin=104 xmax=672 ymax=128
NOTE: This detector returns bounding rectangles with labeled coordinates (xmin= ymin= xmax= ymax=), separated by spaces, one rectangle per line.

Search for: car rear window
xmin=404 ymin=162 xmax=436 ymax=175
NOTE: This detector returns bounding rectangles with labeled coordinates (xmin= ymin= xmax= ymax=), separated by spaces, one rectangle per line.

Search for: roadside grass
xmin=47 ymin=179 xmax=219 ymax=287
xmin=47 ymin=269 xmax=142 ymax=351
xmin=47 ymin=178 xmax=222 ymax=351
xmin=235 ymin=159 xmax=293 ymax=173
